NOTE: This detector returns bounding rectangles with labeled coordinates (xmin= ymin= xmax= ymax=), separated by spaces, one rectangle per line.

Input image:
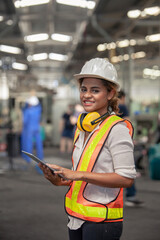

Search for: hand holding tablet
xmin=22 ymin=150 xmax=56 ymax=174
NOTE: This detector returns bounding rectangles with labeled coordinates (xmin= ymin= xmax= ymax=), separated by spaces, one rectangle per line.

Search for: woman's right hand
xmin=38 ymin=163 xmax=72 ymax=186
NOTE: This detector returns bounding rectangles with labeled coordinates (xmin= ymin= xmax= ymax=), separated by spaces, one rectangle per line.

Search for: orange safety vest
xmin=65 ymin=115 xmax=133 ymax=223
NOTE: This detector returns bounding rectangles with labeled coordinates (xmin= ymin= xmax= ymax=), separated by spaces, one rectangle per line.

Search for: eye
xmin=92 ymin=89 xmax=99 ymax=93
xmin=80 ymin=87 xmax=86 ymax=93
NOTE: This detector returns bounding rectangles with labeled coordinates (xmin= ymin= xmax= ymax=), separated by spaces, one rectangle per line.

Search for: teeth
xmin=85 ymin=101 xmax=93 ymax=104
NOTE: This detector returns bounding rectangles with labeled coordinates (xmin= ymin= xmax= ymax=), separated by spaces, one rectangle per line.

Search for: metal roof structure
xmin=0 ymin=0 xmax=159 ymax=93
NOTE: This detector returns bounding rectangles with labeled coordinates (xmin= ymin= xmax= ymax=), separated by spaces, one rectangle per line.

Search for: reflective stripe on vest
xmin=65 ymin=115 xmax=133 ymax=222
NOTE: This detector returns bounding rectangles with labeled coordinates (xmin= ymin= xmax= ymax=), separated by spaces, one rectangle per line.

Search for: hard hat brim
xmin=74 ymin=73 xmax=120 ymax=90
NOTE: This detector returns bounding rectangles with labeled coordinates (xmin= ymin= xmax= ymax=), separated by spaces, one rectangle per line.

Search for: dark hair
xmin=78 ymin=78 xmax=119 ymax=114
xmin=118 ymin=90 xmax=126 ymax=99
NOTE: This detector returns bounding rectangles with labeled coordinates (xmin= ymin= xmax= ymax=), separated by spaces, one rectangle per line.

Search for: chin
xmin=84 ymin=107 xmax=96 ymax=113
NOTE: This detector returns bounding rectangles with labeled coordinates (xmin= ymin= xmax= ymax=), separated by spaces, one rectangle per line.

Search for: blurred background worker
xmin=59 ymin=104 xmax=75 ymax=154
xmin=118 ymin=90 xmax=144 ymax=207
xmin=21 ymin=95 xmax=44 ymax=171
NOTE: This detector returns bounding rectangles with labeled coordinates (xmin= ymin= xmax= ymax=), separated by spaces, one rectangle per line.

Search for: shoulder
xmin=111 ymin=120 xmax=131 ymax=135
xmin=107 ymin=121 xmax=133 ymax=145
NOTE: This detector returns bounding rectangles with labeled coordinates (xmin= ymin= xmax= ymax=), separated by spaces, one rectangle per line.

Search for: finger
xmin=47 ymin=164 xmax=61 ymax=170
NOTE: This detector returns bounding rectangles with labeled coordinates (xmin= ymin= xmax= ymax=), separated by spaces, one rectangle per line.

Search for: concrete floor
xmin=0 ymin=148 xmax=160 ymax=240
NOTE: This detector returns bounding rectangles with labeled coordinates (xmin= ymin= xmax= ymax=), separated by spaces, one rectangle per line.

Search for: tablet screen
xmin=22 ymin=150 xmax=55 ymax=173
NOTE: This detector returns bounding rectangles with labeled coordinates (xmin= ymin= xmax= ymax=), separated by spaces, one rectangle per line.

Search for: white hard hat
xmin=27 ymin=96 xmax=39 ymax=106
xmin=74 ymin=58 xmax=120 ymax=90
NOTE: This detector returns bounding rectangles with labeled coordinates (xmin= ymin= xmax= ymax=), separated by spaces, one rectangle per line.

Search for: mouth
xmin=83 ymin=100 xmax=95 ymax=106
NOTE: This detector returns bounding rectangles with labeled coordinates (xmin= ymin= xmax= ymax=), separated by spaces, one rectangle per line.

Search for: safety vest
xmin=65 ymin=115 xmax=133 ymax=223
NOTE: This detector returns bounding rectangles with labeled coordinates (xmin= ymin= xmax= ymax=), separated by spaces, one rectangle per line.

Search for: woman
xmin=39 ymin=58 xmax=136 ymax=240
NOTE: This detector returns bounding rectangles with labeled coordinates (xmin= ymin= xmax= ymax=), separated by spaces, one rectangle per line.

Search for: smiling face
xmin=79 ymin=78 xmax=115 ymax=115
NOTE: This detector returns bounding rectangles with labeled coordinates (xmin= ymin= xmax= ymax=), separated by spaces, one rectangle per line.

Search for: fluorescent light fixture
xmin=32 ymin=53 xmax=48 ymax=61
xmin=123 ymin=54 xmax=129 ymax=61
xmin=15 ymin=0 xmax=50 ymax=8
xmin=131 ymin=51 xmax=146 ymax=59
xmin=144 ymin=6 xmax=160 ymax=16
xmin=24 ymin=33 xmax=49 ymax=42
xmin=51 ymin=33 xmax=72 ymax=42
xmin=117 ymin=39 xmax=130 ymax=48
xmin=107 ymin=42 xmax=116 ymax=50
xmin=111 ymin=56 xmax=120 ymax=63
xmin=111 ymin=51 xmax=146 ymax=63
xmin=12 ymin=62 xmax=28 ymax=70
xmin=0 ymin=16 xmax=4 ymax=21
xmin=49 ymin=53 xmax=68 ymax=61
xmin=56 ymin=0 xmax=96 ymax=9
xmin=143 ymin=68 xmax=160 ymax=77
xmin=97 ymin=44 xmax=107 ymax=52
xmin=0 ymin=45 xmax=22 ymax=54
xmin=97 ymin=42 xmax=116 ymax=52
xmin=97 ymin=38 xmax=147 ymax=52
xmin=145 ymin=33 xmax=160 ymax=42
xmin=130 ymin=39 xmax=136 ymax=46
xmin=127 ymin=9 xmax=141 ymax=18
xmin=128 ymin=6 xmax=160 ymax=19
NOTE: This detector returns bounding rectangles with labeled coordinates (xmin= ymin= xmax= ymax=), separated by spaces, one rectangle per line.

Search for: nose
xmin=83 ymin=90 xmax=92 ymax=98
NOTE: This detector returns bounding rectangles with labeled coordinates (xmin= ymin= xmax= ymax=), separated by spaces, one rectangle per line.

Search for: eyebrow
xmin=81 ymin=86 xmax=100 ymax=89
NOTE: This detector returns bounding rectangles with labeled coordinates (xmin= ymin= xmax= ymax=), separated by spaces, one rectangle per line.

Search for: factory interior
xmin=0 ymin=1 xmax=160 ymax=240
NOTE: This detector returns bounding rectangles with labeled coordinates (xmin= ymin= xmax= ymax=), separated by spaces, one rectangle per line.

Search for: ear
xmin=107 ymin=89 xmax=115 ymax=100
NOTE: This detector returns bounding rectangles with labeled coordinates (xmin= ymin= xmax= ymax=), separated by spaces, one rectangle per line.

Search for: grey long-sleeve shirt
xmin=68 ymin=121 xmax=136 ymax=230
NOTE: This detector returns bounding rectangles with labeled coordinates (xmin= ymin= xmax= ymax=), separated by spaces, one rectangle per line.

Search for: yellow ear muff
xmin=77 ymin=112 xmax=100 ymax=132
xmin=77 ymin=113 xmax=87 ymax=132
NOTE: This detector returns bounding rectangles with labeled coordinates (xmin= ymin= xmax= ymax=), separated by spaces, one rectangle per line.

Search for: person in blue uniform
xmin=21 ymin=96 xmax=43 ymax=172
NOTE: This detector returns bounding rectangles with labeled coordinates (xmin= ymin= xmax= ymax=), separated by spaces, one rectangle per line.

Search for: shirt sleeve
xmin=106 ymin=122 xmax=137 ymax=179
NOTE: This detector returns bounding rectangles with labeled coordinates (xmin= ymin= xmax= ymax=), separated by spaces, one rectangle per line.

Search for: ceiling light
xmin=131 ymin=51 xmax=146 ymax=59
xmin=111 ymin=51 xmax=146 ymax=63
xmin=145 ymin=33 xmax=160 ymax=42
xmin=15 ymin=0 xmax=50 ymax=8
xmin=0 ymin=45 xmax=22 ymax=54
xmin=129 ymin=39 xmax=136 ymax=46
xmin=51 ymin=33 xmax=72 ymax=42
xmin=143 ymin=68 xmax=160 ymax=77
xmin=31 ymin=53 xmax=48 ymax=61
xmin=111 ymin=56 xmax=119 ymax=63
xmin=107 ymin=42 xmax=116 ymax=49
xmin=117 ymin=39 xmax=130 ymax=48
xmin=97 ymin=43 xmax=107 ymax=52
xmin=123 ymin=54 xmax=129 ymax=61
xmin=6 ymin=19 xmax=14 ymax=25
xmin=127 ymin=9 xmax=141 ymax=18
xmin=56 ymin=0 xmax=96 ymax=9
xmin=144 ymin=6 xmax=160 ymax=16
xmin=49 ymin=53 xmax=68 ymax=61
xmin=24 ymin=33 xmax=49 ymax=42
xmin=27 ymin=55 xmax=33 ymax=62
xmin=12 ymin=62 xmax=28 ymax=70
xmin=0 ymin=16 xmax=4 ymax=21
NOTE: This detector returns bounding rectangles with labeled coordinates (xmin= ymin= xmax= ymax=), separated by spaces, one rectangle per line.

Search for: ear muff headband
xmin=77 ymin=111 xmax=110 ymax=132
xmin=91 ymin=112 xmax=110 ymax=125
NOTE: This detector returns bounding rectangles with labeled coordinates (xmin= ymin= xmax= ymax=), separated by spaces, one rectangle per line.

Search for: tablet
xmin=22 ymin=150 xmax=56 ymax=174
